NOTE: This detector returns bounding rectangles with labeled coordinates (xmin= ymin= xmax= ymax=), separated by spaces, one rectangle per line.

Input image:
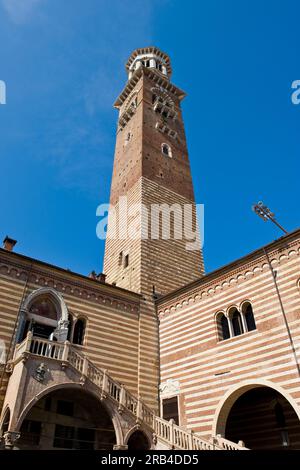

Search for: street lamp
xmin=252 ymin=201 xmax=288 ymax=234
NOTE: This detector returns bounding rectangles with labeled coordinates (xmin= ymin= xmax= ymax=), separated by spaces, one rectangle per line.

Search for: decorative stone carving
xmin=34 ymin=362 xmax=47 ymax=382
xmin=53 ymin=318 xmax=69 ymax=342
xmin=159 ymin=379 xmax=180 ymax=398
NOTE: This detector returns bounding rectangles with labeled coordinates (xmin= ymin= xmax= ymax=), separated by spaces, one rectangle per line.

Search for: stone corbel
xmin=135 ymin=418 xmax=141 ymax=427
xmin=79 ymin=375 xmax=86 ymax=386
xmin=5 ymin=361 xmax=14 ymax=374
xmin=21 ymin=352 xmax=29 ymax=363
xmin=118 ymin=404 xmax=125 ymax=415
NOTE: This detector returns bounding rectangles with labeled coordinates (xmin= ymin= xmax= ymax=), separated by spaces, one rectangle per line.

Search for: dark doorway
xmin=17 ymin=388 xmax=116 ymax=450
xmin=162 ymin=396 xmax=179 ymax=425
xmin=225 ymin=386 xmax=300 ymax=449
xmin=127 ymin=431 xmax=150 ymax=450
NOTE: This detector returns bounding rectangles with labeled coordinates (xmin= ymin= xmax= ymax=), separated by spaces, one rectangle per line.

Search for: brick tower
xmin=103 ymin=46 xmax=204 ymax=409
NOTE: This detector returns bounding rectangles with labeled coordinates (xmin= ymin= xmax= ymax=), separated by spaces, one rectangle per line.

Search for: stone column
xmin=240 ymin=312 xmax=248 ymax=333
xmin=227 ymin=315 xmax=234 ymax=338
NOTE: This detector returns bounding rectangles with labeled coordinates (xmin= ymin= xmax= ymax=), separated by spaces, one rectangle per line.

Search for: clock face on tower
xmin=151 ymin=86 xmax=175 ymax=111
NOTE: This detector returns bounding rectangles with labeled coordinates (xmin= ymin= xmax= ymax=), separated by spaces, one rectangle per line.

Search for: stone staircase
xmin=13 ymin=334 xmax=247 ymax=451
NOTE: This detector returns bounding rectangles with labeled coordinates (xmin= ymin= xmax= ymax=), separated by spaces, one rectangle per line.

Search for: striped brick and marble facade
xmin=0 ymin=247 xmax=142 ymax=411
xmin=0 ymin=46 xmax=299 ymax=450
xmin=157 ymin=229 xmax=300 ymax=449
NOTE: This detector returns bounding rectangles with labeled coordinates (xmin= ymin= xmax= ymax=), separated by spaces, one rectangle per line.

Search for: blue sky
xmin=0 ymin=0 xmax=299 ymax=277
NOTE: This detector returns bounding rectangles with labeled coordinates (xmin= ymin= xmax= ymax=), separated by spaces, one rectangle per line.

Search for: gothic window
xmin=216 ymin=313 xmax=230 ymax=341
xmin=161 ymin=143 xmax=172 ymax=158
xmin=118 ymin=251 xmax=123 ymax=266
xmin=230 ymin=308 xmax=244 ymax=336
xmin=29 ymin=297 xmax=58 ymax=321
xmin=20 ymin=293 xmax=64 ymax=342
xmin=73 ymin=318 xmax=86 ymax=345
xmin=243 ymin=302 xmax=256 ymax=332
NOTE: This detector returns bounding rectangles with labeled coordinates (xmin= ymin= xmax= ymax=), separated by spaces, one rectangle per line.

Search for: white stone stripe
xmin=162 ymin=338 xmax=300 ymax=385
xmin=186 ymin=367 xmax=300 ymax=408
xmin=160 ymin=311 xmax=285 ymax=350
xmin=160 ymin=324 xmax=300 ymax=369
xmin=161 ymin=341 xmax=300 ymax=387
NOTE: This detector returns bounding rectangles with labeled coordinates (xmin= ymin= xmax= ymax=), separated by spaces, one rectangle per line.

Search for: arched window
xmin=230 ymin=308 xmax=244 ymax=336
xmin=18 ymin=289 xmax=69 ymax=344
xmin=21 ymin=296 xmax=60 ymax=341
xmin=73 ymin=318 xmax=86 ymax=345
xmin=243 ymin=302 xmax=256 ymax=332
xmin=29 ymin=297 xmax=58 ymax=321
xmin=142 ymin=59 xmax=150 ymax=68
xmin=216 ymin=313 xmax=230 ymax=341
xmin=161 ymin=143 xmax=172 ymax=158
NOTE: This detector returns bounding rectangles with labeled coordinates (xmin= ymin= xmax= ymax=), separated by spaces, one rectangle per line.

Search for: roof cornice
xmin=114 ymin=67 xmax=186 ymax=109
xmin=156 ymin=228 xmax=300 ymax=308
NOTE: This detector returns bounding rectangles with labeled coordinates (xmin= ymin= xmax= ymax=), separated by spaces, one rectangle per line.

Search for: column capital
xmin=3 ymin=431 xmax=20 ymax=450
